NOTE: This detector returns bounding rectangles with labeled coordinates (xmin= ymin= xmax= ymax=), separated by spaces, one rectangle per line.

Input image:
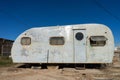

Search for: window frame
xmin=75 ymin=32 xmax=84 ymax=41
xmin=21 ymin=37 xmax=31 ymax=45
xmin=90 ymin=36 xmax=107 ymax=47
xmin=49 ymin=37 xmax=65 ymax=45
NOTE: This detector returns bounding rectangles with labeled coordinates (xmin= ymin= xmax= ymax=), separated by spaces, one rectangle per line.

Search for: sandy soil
xmin=0 ymin=66 xmax=120 ymax=80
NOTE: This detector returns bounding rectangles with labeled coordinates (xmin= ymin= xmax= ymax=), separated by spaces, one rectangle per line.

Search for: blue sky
xmin=0 ymin=0 xmax=120 ymax=46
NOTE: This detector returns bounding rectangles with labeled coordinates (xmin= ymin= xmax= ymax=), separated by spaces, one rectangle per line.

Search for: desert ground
xmin=0 ymin=64 xmax=120 ymax=80
xmin=0 ymin=55 xmax=120 ymax=80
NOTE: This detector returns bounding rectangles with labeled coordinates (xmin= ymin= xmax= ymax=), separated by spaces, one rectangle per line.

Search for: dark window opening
xmin=21 ymin=37 xmax=31 ymax=45
xmin=50 ymin=37 xmax=64 ymax=45
xmin=90 ymin=36 xmax=107 ymax=46
xmin=75 ymin=32 xmax=84 ymax=41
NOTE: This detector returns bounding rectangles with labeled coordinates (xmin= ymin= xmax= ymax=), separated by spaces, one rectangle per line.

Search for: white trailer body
xmin=11 ymin=24 xmax=114 ymax=64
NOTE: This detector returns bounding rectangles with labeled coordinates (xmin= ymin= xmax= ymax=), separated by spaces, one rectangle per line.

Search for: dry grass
xmin=0 ymin=56 xmax=14 ymax=67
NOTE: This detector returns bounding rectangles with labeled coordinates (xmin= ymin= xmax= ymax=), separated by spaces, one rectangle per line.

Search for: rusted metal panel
xmin=11 ymin=24 xmax=114 ymax=63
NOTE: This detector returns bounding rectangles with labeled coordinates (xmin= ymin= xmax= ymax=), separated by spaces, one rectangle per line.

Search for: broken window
xmin=50 ymin=37 xmax=65 ymax=45
xmin=90 ymin=36 xmax=107 ymax=46
xmin=21 ymin=37 xmax=31 ymax=45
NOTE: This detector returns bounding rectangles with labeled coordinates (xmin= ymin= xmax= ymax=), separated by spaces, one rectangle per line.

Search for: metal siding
xmin=73 ymin=30 xmax=86 ymax=63
xmin=48 ymin=26 xmax=74 ymax=63
xmin=11 ymin=24 xmax=114 ymax=64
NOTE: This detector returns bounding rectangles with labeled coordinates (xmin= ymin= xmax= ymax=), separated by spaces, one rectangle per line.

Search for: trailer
xmin=11 ymin=24 xmax=114 ymax=65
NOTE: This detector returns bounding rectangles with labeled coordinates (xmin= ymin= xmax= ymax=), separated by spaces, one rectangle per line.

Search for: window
xmin=21 ymin=37 xmax=31 ymax=45
xmin=50 ymin=37 xmax=65 ymax=45
xmin=75 ymin=32 xmax=84 ymax=41
xmin=90 ymin=36 xmax=107 ymax=46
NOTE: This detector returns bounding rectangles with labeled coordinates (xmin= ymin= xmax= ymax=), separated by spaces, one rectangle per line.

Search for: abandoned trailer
xmin=0 ymin=38 xmax=14 ymax=56
xmin=11 ymin=24 xmax=114 ymax=66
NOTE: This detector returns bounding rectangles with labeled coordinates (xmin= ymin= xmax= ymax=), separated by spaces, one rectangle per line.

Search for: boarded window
xmin=21 ymin=37 xmax=31 ymax=45
xmin=50 ymin=37 xmax=64 ymax=45
xmin=90 ymin=36 xmax=107 ymax=46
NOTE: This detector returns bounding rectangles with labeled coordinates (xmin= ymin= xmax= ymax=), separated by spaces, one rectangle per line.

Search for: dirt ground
xmin=0 ymin=65 xmax=120 ymax=80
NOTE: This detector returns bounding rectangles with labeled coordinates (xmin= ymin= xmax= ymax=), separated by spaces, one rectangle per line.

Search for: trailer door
xmin=73 ymin=29 xmax=86 ymax=63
